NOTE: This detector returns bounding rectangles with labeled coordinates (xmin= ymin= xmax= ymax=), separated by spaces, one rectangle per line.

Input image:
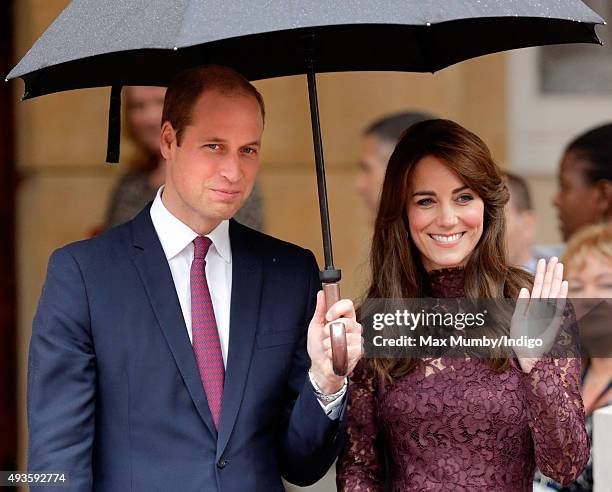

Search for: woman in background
xmin=536 ymin=223 xmax=612 ymax=491
xmin=104 ymin=85 xmax=167 ymax=228
xmin=337 ymin=119 xmax=589 ymax=491
xmin=554 ymin=123 xmax=612 ymax=242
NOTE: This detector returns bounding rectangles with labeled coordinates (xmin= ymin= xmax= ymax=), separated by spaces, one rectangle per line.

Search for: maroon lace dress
xmin=337 ymin=267 xmax=589 ymax=491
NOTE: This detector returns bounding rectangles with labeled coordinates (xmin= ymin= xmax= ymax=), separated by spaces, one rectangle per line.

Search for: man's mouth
xmin=212 ymin=188 xmax=240 ymax=195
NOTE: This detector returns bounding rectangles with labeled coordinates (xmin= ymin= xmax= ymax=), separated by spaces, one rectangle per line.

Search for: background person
xmin=356 ymin=111 xmax=435 ymax=218
xmin=504 ymin=172 xmax=538 ymax=272
xmin=553 ymin=122 xmax=612 ymax=242
xmin=535 ymin=223 xmax=612 ymax=492
xmin=504 ymin=172 xmax=558 ymax=274
xmin=104 ymin=85 xmax=167 ymax=228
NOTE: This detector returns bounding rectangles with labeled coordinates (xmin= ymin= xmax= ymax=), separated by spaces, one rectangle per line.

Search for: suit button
xmin=217 ymin=458 xmax=227 ymax=469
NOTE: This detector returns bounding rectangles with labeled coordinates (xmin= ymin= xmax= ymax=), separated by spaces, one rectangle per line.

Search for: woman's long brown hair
xmin=366 ymin=119 xmax=533 ymax=382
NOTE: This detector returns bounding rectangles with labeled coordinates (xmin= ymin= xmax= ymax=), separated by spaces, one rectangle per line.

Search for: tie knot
xmin=193 ymin=236 xmax=213 ymax=260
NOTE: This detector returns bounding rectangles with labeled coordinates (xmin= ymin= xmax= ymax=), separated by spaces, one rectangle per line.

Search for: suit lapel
xmin=129 ymin=207 xmax=217 ymax=438
xmin=216 ymin=220 xmax=262 ymax=459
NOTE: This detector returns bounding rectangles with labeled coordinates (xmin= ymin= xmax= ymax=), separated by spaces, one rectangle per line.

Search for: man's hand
xmin=307 ymin=291 xmax=363 ymax=394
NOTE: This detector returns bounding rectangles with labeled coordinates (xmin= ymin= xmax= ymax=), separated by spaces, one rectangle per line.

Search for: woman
xmin=553 ymin=123 xmax=612 ymax=242
xmin=537 ymin=223 xmax=612 ymax=491
xmin=336 ymin=119 xmax=589 ymax=491
xmin=104 ymin=85 xmax=168 ymax=229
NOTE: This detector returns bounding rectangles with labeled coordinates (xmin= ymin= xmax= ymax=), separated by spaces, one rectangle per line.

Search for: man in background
xmin=504 ymin=172 xmax=562 ymax=274
xmin=356 ymin=111 xmax=434 ymax=218
xmin=504 ymin=172 xmax=539 ymax=273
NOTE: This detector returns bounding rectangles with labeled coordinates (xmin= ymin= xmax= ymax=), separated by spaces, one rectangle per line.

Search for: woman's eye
xmin=417 ymin=198 xmax=434 ymax=206
xmin=567 ymin=285 xmax=584 ymax=293
xmin=457 ymin=194 xmax=474 ymax=203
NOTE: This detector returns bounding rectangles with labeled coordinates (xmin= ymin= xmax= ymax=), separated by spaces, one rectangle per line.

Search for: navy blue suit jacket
xmin=28 ymin=206 xmax=346 ymax=491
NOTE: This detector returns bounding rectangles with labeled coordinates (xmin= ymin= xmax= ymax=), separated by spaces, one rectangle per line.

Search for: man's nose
xmin=219 ymin=154 xmax=242 ymax=182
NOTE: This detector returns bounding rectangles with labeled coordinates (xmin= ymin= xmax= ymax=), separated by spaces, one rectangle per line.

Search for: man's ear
xmin=160 ymin=121 xmax=176 ymax=160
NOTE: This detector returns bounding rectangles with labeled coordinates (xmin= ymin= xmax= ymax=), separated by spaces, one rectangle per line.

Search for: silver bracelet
xmin=308 ymin=370 xmax=347 ymax=403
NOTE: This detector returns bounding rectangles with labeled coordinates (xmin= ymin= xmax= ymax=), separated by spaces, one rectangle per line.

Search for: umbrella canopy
xmin=7 ymin=0 xmax=605 ymax=376
xmin=7 ymin=0 xmax=604 ymax=98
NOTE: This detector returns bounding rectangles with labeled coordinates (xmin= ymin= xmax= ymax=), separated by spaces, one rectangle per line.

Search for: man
xmin=104 ymin=85 xmax=266 ymax=231
xmin=28 ymin=66 xmax=362 ymax=491
xmin=504 ymin=172 xmax=539 ymax=273
xmin=504 ymin=172 xmax=563 ymax=274
xmin=356 ymin=111 xmax=434 ymax=218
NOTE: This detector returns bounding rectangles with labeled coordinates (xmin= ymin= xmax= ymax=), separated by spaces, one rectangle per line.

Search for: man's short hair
xmin=162 ymin=65 xmax=265 ymax=145
xmin=504 ymin=172 xmax=533 ymax=213
xmin=364 ymin=111 xmax=435 ymax=145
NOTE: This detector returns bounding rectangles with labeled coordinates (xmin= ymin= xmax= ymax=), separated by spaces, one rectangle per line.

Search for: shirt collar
xmin=150 ymin=186 xmax=231 ymax=263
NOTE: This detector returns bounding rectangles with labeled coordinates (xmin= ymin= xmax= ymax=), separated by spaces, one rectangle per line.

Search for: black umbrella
xmin=7 ymin=0 xmax=605 ymax=375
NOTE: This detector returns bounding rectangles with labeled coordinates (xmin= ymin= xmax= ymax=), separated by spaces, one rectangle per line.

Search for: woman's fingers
xmin=560 ymin=280 xmax=568 ymax=299
xmin=530 ymin=258 xmax=546 ymax=299
xmin=515 ymin=287 xmax=531 ymax=318
xmin=548 ymin=262 xmax=564 ymax=299
xmin=538 ymin=257 xmax=558 ymax=299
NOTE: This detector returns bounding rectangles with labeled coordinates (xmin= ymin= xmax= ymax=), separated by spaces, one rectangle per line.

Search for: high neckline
xmin=426 ymin=266 xmax=465 ymax=298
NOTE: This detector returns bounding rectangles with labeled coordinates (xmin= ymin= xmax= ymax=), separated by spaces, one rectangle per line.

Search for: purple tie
xmin=191 ymin=236 xmax=224 ymax=430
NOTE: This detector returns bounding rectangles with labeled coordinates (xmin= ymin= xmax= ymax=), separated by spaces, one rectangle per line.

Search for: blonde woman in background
xmin=536 ymin=223 xmax=612 ymax=491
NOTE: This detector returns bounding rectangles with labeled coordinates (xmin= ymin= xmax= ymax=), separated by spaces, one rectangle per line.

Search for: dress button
xmin=217 ymin=458 xmax=227 ymax=469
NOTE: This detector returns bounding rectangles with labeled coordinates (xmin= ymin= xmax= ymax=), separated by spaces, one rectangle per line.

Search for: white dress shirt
xmin=150 ymin=187 xmax=232 ymax=366
xmin=150 ymin=187 xmax=345 ymax=418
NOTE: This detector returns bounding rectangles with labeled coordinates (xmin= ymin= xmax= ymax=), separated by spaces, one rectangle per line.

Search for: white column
xmin=593 ymin=405 xmax=612 ymax=492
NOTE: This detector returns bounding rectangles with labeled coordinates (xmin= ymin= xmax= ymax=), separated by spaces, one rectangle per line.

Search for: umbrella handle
xmin=323 ymin=282 xmax=348 ymax=377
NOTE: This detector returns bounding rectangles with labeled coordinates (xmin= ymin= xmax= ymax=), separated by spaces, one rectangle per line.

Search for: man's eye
xmin=242 ymin=147 xmax=257 ymax=155
xmin=204 ymin=144 xmax=220 ymax=150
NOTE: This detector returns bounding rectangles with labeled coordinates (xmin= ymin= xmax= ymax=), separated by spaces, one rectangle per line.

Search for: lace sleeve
xmin=336 ymin=361 xmax=385 ymax=492
xmin=520 ymin=303 xmax=589 ymax=485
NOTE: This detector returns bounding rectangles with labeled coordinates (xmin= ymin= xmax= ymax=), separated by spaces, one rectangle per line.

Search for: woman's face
xmin=553 ymin=150 xmax=601 ymax=241
xmin=406 ymin=155 xmax=485 ymax=271
xmin=566 ymin=251 xmax=612 ymax=300
xmin=566 ymin=251 xmax=612 ymax=349
xmin=126 ymin=86 xmax=167 ymax=156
